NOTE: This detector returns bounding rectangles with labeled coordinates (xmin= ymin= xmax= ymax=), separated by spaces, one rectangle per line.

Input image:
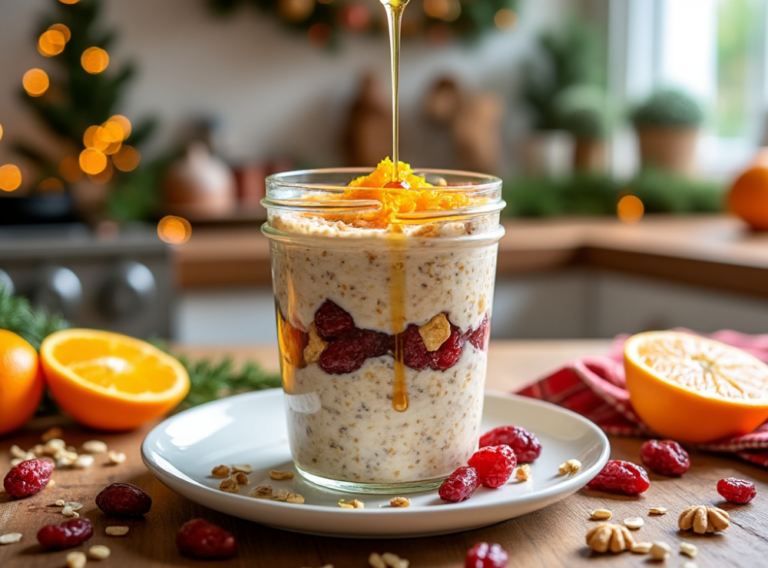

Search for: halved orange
xmin=625 ymin=331 xmax=768 ymax=443
xmin=40 ymin=329 xmax=189 ymax=431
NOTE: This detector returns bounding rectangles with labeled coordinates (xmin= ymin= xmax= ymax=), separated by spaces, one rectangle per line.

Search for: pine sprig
xmin=0 ymin=286 xmax=68 ymax=350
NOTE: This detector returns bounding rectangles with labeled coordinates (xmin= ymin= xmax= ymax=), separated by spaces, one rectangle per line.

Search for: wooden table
xmin=2 ymin=340 xmax=767 ymax=567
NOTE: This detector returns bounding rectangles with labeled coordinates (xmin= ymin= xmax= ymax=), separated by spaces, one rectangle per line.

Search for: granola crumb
xmin=55 ymin=499 xmax=66 ymax=507
xmin=516 ymin=464 xmax=531 ymax=481
xmin=339 ymin=498 xmax=364 ymax=509
xmin=219 ymin=477 xmax=240 ymax=493
xmin=558 ymin=459 xmax=582 ymax=475
xmin=66 ymin=551 xmax=86 ymax=568
xmin=286 ymin=493 xmax=305 ymax=504
xmin=88 ymin=544 xmax=111 ymax=560
xmin=269 ymin=469 xmax=295 ymax=480
xmin=105 ymin=526 xmax=129 ymax=536
xmin=247 ymin=485 xmax=273 ymax=499
xmin=107 ymin=451 xmax=126 ymax=465
xmin=369 ymin=552 xmax=409 ymax=568
xmin=234 ymin=472 xmax=249 ymax=485
xmin=231 ymin=464 xmax=253 ymax=474
xmin=82 ymin=440 xmax=108 ymax=454
xmin=211 ymin=465 xmax=230 ymax=478
xmin=73 ymin=454 xmax=94 ymax=469
xmin=390 ymin=497 xmax=410 ymax=508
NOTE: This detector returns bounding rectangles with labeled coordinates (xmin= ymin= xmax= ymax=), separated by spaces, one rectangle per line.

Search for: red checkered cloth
xmin=515 ymin=330 xmax=768 ymax=468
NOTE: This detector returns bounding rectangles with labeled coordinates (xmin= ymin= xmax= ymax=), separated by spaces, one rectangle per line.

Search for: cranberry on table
xmin=718 ymin=477 xmax=757 ymax=504
xmin=640 ymin=439 xmax=690 ymax=476
xmin=439 ymin=466 xmax=479 ymax=502
xmin=3 ymin=459 xmax=54 ymax=498
xmin=96 ymin=482 xmax=152 ymax=516
xmin=468 ymin=445 xmax=517 ymax=489
xmin=465 ymin=542 xmax=509 ymax=568
xmin=313 ymin=300 xmax=355 ymax=340
xmin=37 ymin=518 xmax=93 ymax=549
xmin=479 ymin=425 xmax=542 ymax=464
xmin=176 ymin=518 xmax=237 ymax=559
xmin=586 ymin=460 xmax=650 ymax=496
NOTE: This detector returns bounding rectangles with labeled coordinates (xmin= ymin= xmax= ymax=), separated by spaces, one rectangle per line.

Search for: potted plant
xmin=631 ymin=89 xmax=704 ymax=176
xmin=556 ymin=85 xmax=609 ymax=172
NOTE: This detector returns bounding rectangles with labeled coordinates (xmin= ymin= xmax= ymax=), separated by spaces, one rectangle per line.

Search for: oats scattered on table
xmin=683 ymin=562 xmax=698 ymax=568
xmin=590 ymin=509 xmax=612 ymax=520
xmin=650 ymin=542 xmax=671 ymax=561
xmin=43 ymin=438 xmax=66 ymax=454
xmin=54 ymin=499 xmax=66 ymax=507
xmin=286 ymin=493 xmax=305 ymax=504
xmin=231 ymin=464 xmax=253 ymax=474
xmin=9 ymin=445 xmax=26 ymax=459
xmin=516 ymin=464 xmax=531 ymax=481
xmin=66 ymin=502 xmax=83 ymax=511
xmin=338 ymin=499 xmax=364 ymax=509
xmin=105 ymin=526 xmax=129 ymax=536
xmin=390 ymin=497 xmax=410 ymax=508
xmin=269 ymin=469 xmax=295 ymax=480
xmin=107 ymin=451 xmax=126 ymax=465
xmin=630 ymin=541 xmax=652 ymax=554
xmin=623 ymin=517 xmax=643 ymax=530
xmin=88 ymin=545 xmax=111 ymax=560
xmin=31 ymin=444 xmax=45 ymax=455
xmin=369 ymin=552 xmax=409 ymax=568
xmin=62 ymin=506 xmax=78 ymax=517
xmin=211 ymin=465 xmax=230 ymax=478
xmin=66 ymin=551 xmax=87 ymax=568
xmin=47 ymin=479 xmax=56 ymax=488
xmin=219 ymin=477 xmax=239 ymax=493
xmin=73 ymin=454 xmax=94 ymax=469
xmin=0 ymin=533 xmax=22 ymax=545
xmin=649 ymin=506 xmax=667 ymax=515
xmin=247 ymin=485 xmax=272 ymax=499
xmin=680 ymin=541 xmax=697 ymax=558
xmin=82 ymin=440 xmax=108 ymax=454
xmin=41 ymin=427 xmax=63 ymax=442
xmin=559 ymin=459 xmax=581 ymax=475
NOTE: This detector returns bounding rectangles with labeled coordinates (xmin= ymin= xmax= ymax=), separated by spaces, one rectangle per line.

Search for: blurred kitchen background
xmin=1 ymin=0 xmax=767 ymax=345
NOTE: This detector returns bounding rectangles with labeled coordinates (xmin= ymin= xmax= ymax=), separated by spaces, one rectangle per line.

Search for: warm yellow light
xmin=112 ymin=145 xmax=140 ymax=172
xmin=0 ymin=124 xmax=3 ymax=141
xmin=81 ymin=47 xmax=109 ymax=74
xmin=58 ymin=0 xmax=80 ymax=4
xmin=98 ymin=121 xmax=124 ymax=144
xmin=617 ymin=195 xmax=644 ymax=224
xmin=423 ymin=0 xmax=460 ymax=21
xmin=49 ymin=24 xmax=71 ymax=43
xmin=109 ymin=115 xmax=132 ymax=139
xmin=79 ymin=148 xmax=107 ymax=175
xmin=0 ymin=165 xmax=22 ymax=192
xmin=39 ymin=30 xmax=66 ymax=56
xmin=23 ymin=69 xmax=50 ymax=97
xmin=494 ymin=8 xmax=517 ymax=30
xmin=157 ymin=215 xmax=192 ymax=245
xmin=88 ymin=158 xmax=113 ymax=184
xmin=59 ymin=155 xmax=84 ymax=182
xmin=83 ymin=125 xmax=108 ymax=151
xmin=37 ymin=177 xmax=65 ymax=192
xmin=104 ymin=140 xmax=122 ymax=156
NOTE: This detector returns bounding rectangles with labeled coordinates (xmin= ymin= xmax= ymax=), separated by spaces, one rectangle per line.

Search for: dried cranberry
xmin=717 ymin=477 xmax=756 ymax=504
xmin=96 ymin=482 xmax=152 ymax=517
xmin=586 ymin=460 xmax=650 ymax=496
xmin=468 ymin=445 xmax=517 ymax=488
xmin=402 ymin=324 xmax=431 ymax=370
xmin=467 ymin=314 xmax=490 ymax=352
xmin=314 ymin=300 xmax=355 ymax=340
xmin=318 ymin=333 xmax=366 ymax=374
xmin=640 ymin=439 xmax=690 ymax=476
xmin=439 ymin=466 xmax=479 ymax=502
xmin=465 ymin=542 xmax=508 ymax=568
xmin=37 ymin=518 xmax=93 ymax=549
xmin=176 ymin=518 xmax=237 ymax=559
xmin=360 ymin=329 xmax=393 ymax=358
xmin=3 ymin=459 xmax=53 ymax=498
xmin=479 ymin=426 xmax=542 ymax=464
xmin=430 ymin=324 xmax=465 ymax=371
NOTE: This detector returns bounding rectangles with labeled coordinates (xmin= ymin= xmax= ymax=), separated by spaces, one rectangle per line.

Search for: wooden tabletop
xmin=2 ymin=340 xmax=767 ymax=568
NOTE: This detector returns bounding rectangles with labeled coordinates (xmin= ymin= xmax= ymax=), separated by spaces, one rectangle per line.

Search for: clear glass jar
xmin=262 ymin=168 xmax=505 ymax=494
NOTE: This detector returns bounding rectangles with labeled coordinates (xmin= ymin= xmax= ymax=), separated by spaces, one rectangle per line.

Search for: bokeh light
xmin=59 ymin=155 xmax=84 ymax=182
xmin=58 ymin=0 xmax=80 ymax=4
xmin=109 ymin=115 xmax=132 ymax=139
xmin=97 ymin=121 xmax=124 ymax=144
xmin=104 ymin=139 xmax=122 ymax=155
xmin=423 ymin=0 xmax=460 ymax=21
xmin=617 ymin=195 xmax=645 ymax=224
xmin=112 ymin=145 xmax=140 ymax=172
xmin=79 ymin=148 xmax=107 ymax=175
xmin=49 ymin=24 xmax=71 ymax=43
xmin=81 ymin=47 xmax=109 ymax=74
xmin=0 ymin=124 xmax=3 ymax=141
xmin=308 ymin=23 xmax=333 ymax=46
xmin=157 ymin=215 xmax=192 ymax=245
xmin=493 ymin=8 xmax=517 ymax=30
xmin=88 ymin=158 xmax=113 ymax=184
xmin=37 ymin=177 xmax=65 ymax=192
xmin=0 ymin=165 xmax=22 ymax=192
xmin=39 ymin=30 xmax=66 ymax=56
xmin=83 ymin=125 xmax=109 ymax=151
xmin=23 ymin=69 xmax=50 ymax=97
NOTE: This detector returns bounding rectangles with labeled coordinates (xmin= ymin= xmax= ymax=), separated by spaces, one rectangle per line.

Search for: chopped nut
xmin=0 ymin=533 xmax=22 ymax=545
xmin=9 ymin=458 xmax=22 ymax=467
xmin=105 ymin=526 xmax=129 ymax=536
xmin=390 ymin=497 xmax=410 ymax=508
xmin=683 ymin=563 xmax=698 ymax=568
xmin=678 ymin=505 xmax=730 ymax=534
xmin=418 ymin=313 xmax=451 ymax=351
xmin=269 ymin=469 xmax=295 ymax=480
xmin=680 ymin=541 xmax=697 ymax=558
xmin=62 ymin=506 xmax=76 ymax=517
xmin=73 ymin=454 xmax=94 ymax=469
xmin=219 ymin=477 xmax=239 ymax=494
xmin=9 ymin=445 xmax=26 ymax=459
xmin=623 ymin=517 xmax=644 ymax=530
xmin=338 ymin=498 xmax=364 ymax=509
xmin=47 ymin=479 xmax=56 ymax=488
xmin=82 ymin=440 xmax=108 ymax=454
xmin=55 ymin=499 xmax=66 ymax=507
xmin=231 ymin=464 xmax=253 ymax=474
xmin=381 ymin=552 xmax=409 ymax=568
xmin=31 ymin=444 xmax=45 ymax=455
xmin=585 ymin=524 xmax=635 ymax=553
xmin=559 ymin=459 xmax=582 ymax=475
xmin=650 ymin=541 xmax=671 ymax=561
xmin=107 ymin=451 xmax=126 ymax=465
xmin=515 ymin=464 xmax=531 ymax=481
xmin=286 ymin=493 xmax=305 ymax=504
xmin=303 ymin=323 xmax=328 ymax=364
xmin=66 ymin=502 xmax=83 ymax=511
xmin=369 ymin=553 xmax=386 ymax=568
xmin=649 ymin=506 xmax=667 ymax=515
xmin=41 ymin=427 xmax=63 ymax=442
xmin=43 ymin=438 xmax=66 ymax=455
xmin=630 ymin=541 xmax=652 ymax=554
xmin=66 ymin=551 xmax=87 ymax=568
xmin=233 ymin=472 xmax=249 ymax=485
xmin=88 ymin=545 xmax=111 ymax=560
xmin=211 ymin=465 xmax=230 ymax=478
xmin=247 ymin=485 xmax=273 ymax=499
xmin=273 ymin=489 xmax=290 ymax=502
xmin=56 ymin=456 xmax=75 ymax=469
xmin=590 ymin=509 xmax=612 ymax=520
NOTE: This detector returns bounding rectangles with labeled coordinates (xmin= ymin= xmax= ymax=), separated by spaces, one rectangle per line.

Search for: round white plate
xmin=142 ymin=390 xmax=609 ymax=538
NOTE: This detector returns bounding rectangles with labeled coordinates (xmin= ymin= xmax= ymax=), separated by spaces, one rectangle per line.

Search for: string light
xmin=493 ymin=8 xmax=516 ymax=30
xmin=83 ymin=125 xmax=108 ymax=151
xmin=112 ymin=145 xmax=140 ymax=172
xmin=308 ymin=23 xmax=332 ymax=46
xmin=617 ymin=195 xmax=644 ymax=224
xmin=109 ymin=115 xmax=132 ymax=139
xmin=58 ymin=0 xmax=80 ymax=4
xmin=0 ymin=165 xmax=22 ymax=192
xmin=104 ymin=139 xmax=122 ymax=155
xmin=39 ymin=30 xmax=66 ymax=56
xmin=48 ymin=24 xmax=71 ymax=43
xmin=0 ymin=124 xmax=3 ymax=141
xmin=79 ymin=148 xmax=107 ymax=175
xmin=97 ymin=121 xmax=124 ymax=144
xmin=59 ymin=155 xmax=84 ymax=182
xmin=23 ymin=69 xmax=50 ymax=97
xmin=81 ymin=47 xmax=109 ymax=74
xmin=157 ymin=215 xmax=192 ymax=244
xmin=37 ymin=177 xmax=65 ymax=192
xmin=88 ymin=158 xmax=113 ymax=184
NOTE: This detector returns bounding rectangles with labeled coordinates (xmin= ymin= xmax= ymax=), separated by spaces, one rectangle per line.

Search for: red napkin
xmin=515 ymin=330 xmax=768 ymax=468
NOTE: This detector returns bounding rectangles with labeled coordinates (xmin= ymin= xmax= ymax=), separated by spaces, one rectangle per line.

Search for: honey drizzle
xmin=389 ymin=229 xmax=408 ymax=411
xmin=381 ymin=0 xmax=409 ymax=181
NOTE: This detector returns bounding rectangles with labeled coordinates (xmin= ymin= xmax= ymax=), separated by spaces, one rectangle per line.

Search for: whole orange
xmin=728 ymin=165 xmax=768 ymax=231
xmin=0 ymin=330 xmax=44 ymax=436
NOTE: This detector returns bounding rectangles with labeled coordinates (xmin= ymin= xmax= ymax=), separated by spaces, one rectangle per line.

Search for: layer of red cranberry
xmin=360 ymin=329 xmax=394 ymax=358
xmin=717 ymin=477 xmax=756 ymax=504
xmin=465 ymin=542 xmax=509 ymax=568
xmin=314 ymin=300 xmax=355 ymax=340
xmin=176 ymin=518 xmax=237 ymax=559
xmin=402 ymin=324 xmax=431 ymax=370
xmin=37 ymin=518 xmax=93 ymax=549
xmin=480 ymin=426 xmax=542 ymax=464
xmin=3 ymin=459 xmax=54 ymax=498
xmin=640 ymin=439 xmax=690 ymax=476
xmin=318 ymin=332 xmax=367 ymax=374
xmin=586 ymin=460 xmax=650 ymax=496
xmin=439 ymin=466 xmax=479 ymax=502
xmin=467 ymin=314 xmax=490 ymax=352
xmin=468 ymin=445 xmax=517 ymax=488
xmin=430 ymin=324 xmax=465 ymax=371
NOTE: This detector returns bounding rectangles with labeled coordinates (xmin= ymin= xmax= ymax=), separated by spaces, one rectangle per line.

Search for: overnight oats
xmin=262 ymin=159 xmax=505 ymax=493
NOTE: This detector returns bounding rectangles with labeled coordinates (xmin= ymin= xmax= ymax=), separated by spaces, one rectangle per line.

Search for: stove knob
xmin=99 ymin=261 xmax=157 ymax=320
xmin=28 ymin=266 xmax=82 ymax=320
xmin=0 ymin=269 xmax=14 ymax=295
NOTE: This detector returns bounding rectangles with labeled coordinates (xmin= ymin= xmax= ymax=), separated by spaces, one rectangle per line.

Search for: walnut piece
xmin=269 ymin=469 xmax=295 ymax=480
xmin=219 ymin=477 xmax=239 ymax=494
xmin=234 ymin=472 xmax=249 ymax=485
xmin=585 ymin=524 xmax=635 ymax=553
xmin=303 ymin=323 xmax=328 ymax=364
xmin=390 ymin=497 xmax=410 ymax=508
xmin=338 ymin=498 xmax=364 ymax=509
xmin=418 ymin=313 xmax=451 ymax=351
xmin=678 ymin=505 xmax=730 ymax=534
xmin=516 ymin=464 xmax=531 ymax=481
xmin=211 ymin=465 xmax=230 ymax=478
xmin=559 ymin=459 xmax=582 ymax=475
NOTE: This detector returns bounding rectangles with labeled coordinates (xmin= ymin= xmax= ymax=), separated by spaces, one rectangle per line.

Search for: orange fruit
xmin=728 ymin=165 xmax=768 ymax=231
xmin=0 ymin=330 xmax=44 ymax=436
xmin=625 ymin=331 xmax=768 ymax=443
xmin=40 ymin=329 xmax=189 ymax=431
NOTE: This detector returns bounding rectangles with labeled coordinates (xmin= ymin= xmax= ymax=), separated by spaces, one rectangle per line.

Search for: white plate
xmin=142 ymin=390 xmax=609 ymax=538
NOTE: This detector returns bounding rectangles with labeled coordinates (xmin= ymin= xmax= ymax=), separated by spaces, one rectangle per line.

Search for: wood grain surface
xmin=1 ymin=340 xmax=767 ymax=568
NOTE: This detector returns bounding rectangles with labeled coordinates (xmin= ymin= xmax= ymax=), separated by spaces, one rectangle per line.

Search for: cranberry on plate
xmin=586 ymin=460 xmax=650 ymax=496
xmin=439 ymin=467 xmax=479 ymax=503
xmin=468 ymin=445 xmax=517 ymax=489
xmin=480 ymin=425 xmax=542 ymax=464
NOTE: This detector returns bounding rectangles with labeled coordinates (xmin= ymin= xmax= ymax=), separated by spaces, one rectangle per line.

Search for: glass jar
xmin=262 ymin=168 xmax=505 ymax=493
